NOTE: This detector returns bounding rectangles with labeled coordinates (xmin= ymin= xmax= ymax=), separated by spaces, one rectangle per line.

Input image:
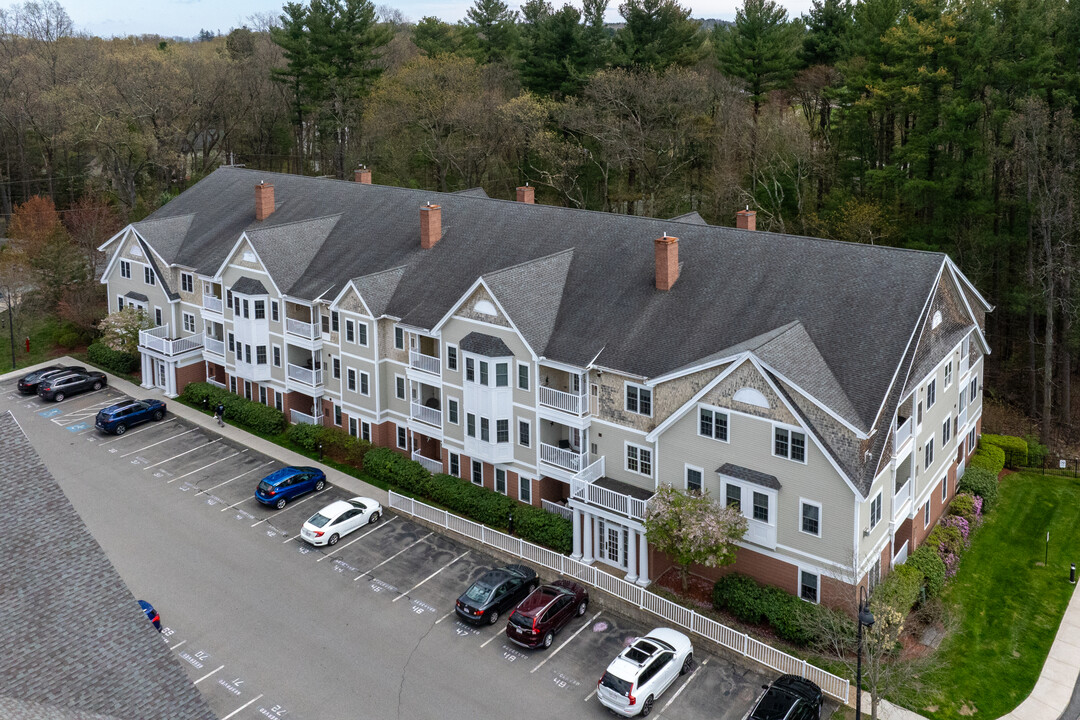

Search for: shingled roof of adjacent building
xmin=124 ymin=167 xmax=963 ymax=433
xmin=0 ymin=412 xmax=217 ymax=720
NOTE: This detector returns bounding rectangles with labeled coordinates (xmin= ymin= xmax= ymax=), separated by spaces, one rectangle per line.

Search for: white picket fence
xmin=388 ymin=491 xmax=850 ymax=703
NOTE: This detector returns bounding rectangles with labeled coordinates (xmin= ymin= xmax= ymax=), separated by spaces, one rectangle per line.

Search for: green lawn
xmin=0 ymin=313 xmax=80 ymax=372
xmin=911 ymin=471 xmax=1080 ymax=719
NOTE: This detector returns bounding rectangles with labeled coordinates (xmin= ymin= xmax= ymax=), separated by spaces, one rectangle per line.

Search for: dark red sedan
xmin=505 ymin=579 xmax=589 ymax=649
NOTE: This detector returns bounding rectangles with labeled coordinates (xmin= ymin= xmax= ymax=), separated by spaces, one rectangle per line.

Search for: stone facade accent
xmin=337 ymin=287 xmax=366 ymax=316
xmin=455 ymin=286 xmax=511 ymax=328
xmin=703 ymin=361 xmax=796 ymax=425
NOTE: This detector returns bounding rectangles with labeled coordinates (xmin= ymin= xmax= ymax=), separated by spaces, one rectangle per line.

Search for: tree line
xmin=0 ymin=0 xmax=1077 ymax=445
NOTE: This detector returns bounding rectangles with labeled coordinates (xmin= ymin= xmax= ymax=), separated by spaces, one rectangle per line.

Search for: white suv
xmin=596 ymin=628 xmax=694 ymax=717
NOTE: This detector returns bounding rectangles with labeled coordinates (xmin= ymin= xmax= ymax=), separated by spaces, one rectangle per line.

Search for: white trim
xmin=624 ymin=380 xmax=653 ymax=417
xmin=645 ymin=352 xmax=742 ymax=386
xmin=623 ymin=441 xmax=653 ymax=478
xmin=327 ymin=279 xmax=375 ymax=318
xmin=431 ymin=277 xmax=539 ymax=362
xmin=797 ymin=566 xmax=821 ymax=604
xmin=96 ymin=223 xmax=131 ymax=252
xmin=359 ymin=370 xmax=371 ymax=397
xmin=771 ymin=422 xmax=808 ymax=464
xmin=799 ymin=498 xmax=822 ymax=538
xmin=445 ymin=343 xmax=459 ymax=371
xmin=646 ymin=355 xmax=747 ymax=441
xmin=517 ymin=417 xmax=532 ymax=448
xmin=211 ymin=233 xmax=284 ymax=297
xmin=446 ymin=396 xmax=460 ymax=424
xmin=696 ymin=404 xmax=730 ymax=443
xmin=684 ymin=463 xmax=704 ymax=493
xmin=754 ymin=356 xmax=868 ymax=437
xmin=517 ymin=360 xmax=530 ymax=391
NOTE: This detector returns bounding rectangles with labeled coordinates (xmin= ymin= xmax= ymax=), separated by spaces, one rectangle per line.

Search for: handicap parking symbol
xmin=66 ymin=422 xmax=88 ymax=433
xmin=37 ymin=408 xmax=62 ymax=418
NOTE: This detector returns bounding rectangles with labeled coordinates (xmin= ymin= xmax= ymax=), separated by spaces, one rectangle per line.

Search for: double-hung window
xmin=517 ymin=363 xmax=529 ymax=390
xmin=466 ymin=413 xmax=476 ymax=438
xmin=347 ymin=368 xmax=357 ymax=392
xmin=332 ymin=357 xmax=340 ymax=380
xmin=495 ymin=362 xmax=508 ymax=387
xmin=480 ymin=418 xmax=490 ymax=442
xmin=465 ymin=357 xmax=475 ymax=382
xmin=942 ymin=417 xmax=952 ymax=446
xmin=345 ymin=320 xmax=354 ymax=343
xmin=447 ymin=399 xmax=459 ymax=424
xmin=446 ymin=345 xmax=458 ymax=371
xmin=801 ymin=501 xmax=820 ymax=536
xmin=685 ymin=466 xmax=703 ymax=493
xmin=800 ymin=571 xmax=819 ymax=603
xmin=254 ymin=300 xmax=265 ymax=319
xmin=360 ymin=372 xmax=369 ymax=395
xmin=944 ymin=361 xmax=952 ymax=388
xmin=518 ymin=419 xmax=530 ymax=447
xmin=120 ymin=260 xmax=131 ymax=278
xmin=395 ymin=376 xmax=405 ymax=400
xmin=495 ymin=468 xmax=507 ymax=495
xmin=625 ymin=443 xmax=652 ymax=477
xmin=699 ymin=407 xmax=728 ymax=441
xmin=869 ymin=493 xmax=882 ymax=529
xmin=449 ymin=453 xmax=460 ymax=477
xmin=144 ymin=266 xmax=155 ymax=285
xmin=479 ymin=361 xmax=489 ymax=386
xmin=752 ymin=492 xmax=770 ymax=522
xmin=726 ymin=484 xmax=741 ymax=511
xmin=357 ymin=322 xmax=368 ymax=346
xmin=394 ymin=326 xmax=404 ymax=350
xmin=182 ymin=313 xmax=196 ymax=333
xmin=256 ymin=346 xmax=267 ymax=365
xmin=926 ymin=378 xmax=937 ymax=409
xmin=471 ymin=460 xmax=483 ymax=485
xmin=774 ymin=427 xmax=806 ymax=462
xmin=181 ymin=273 xmax=193 ymax=293
xmin=924 ymin=437 xmax=935 ymax=470
xmin=626 ymin=383 xmax=652 ymax=416
xmin=496 ymin=419 xmax=509 ymax=443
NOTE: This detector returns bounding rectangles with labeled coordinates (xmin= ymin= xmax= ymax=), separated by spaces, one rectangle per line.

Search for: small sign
xmin=1060 ymin=459 xmax=1067 ymax=469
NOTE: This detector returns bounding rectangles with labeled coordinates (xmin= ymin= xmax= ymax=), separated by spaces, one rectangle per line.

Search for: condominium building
xmin=99 ymin=167 xmax=990 ymax=603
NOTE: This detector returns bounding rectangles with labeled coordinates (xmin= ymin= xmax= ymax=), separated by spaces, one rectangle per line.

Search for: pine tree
xmin=464 ymin=0 xmax=520 ymax=64
xmin=714 ymin=0 xmax=802 ymax=120
xmin=520 ymin=2 xmax=596 ymax=96
xmin=613 ymin=0 xmax=704 ymax=70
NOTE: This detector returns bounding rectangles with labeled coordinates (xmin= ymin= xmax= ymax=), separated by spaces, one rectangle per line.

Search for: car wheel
xmin=115 ymin=424 xmax=127 ymax=435
xmin=680 ymin=653 xmax=693 ymax=675
xmin=54 ymin=392 xmax=64 ymax=402
xmin=640 ymin=696 xmax=654 ymax=717
xmin=543 ymin=630 xmax=554 ymax=648
xmin=275 ymin=497 xmax=287 ymax=510
xmin=92 ymin=381 xmax=102 ymax=391
xmin=314 ymin=479 xmax=325 ymax=491
xmin=369 ymin=511 xmax=380 ymax=524
xmin=577 ymin=599 xmax=588 ymax=616
xmin=152 ymin=410 xmax=164 ymax=421
xmin=328 ymin=533 xmax=339 ymax=546
xmin=487 ymin=609 xmax=499 ymax=625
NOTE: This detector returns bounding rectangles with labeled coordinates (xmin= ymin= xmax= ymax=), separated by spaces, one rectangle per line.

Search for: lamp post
xmin=855 ymin=584 xmax=876 ymax=720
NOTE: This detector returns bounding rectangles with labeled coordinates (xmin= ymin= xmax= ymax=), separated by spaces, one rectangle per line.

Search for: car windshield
xmin=600 ymin=672 xmax=632 ymax=697
xmin=258 ymin=480 xmax=274 ymax=493
xmin=308 ymin=513 xmax=331 ymax=528
xmin=508 ymin=611 xmax=533 ymax=629
xmin=464 ymin=583 xmax=492 ymax=604
xmin=751 ymin=688 xmax=798 ymax=720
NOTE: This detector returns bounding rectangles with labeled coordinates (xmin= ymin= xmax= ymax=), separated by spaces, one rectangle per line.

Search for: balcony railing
xmin=409 ymin=350 xmax=441 ymax=377
xmin=569 ymin=457 xmax=650 ymax=521
xmin=286 ymin=317 xmax=320 ymax=340
xmin=542 ymin=499 xmax=573 ymax=520
xmin=894 ymin=479 xmax=911 ymax=519
xmin=540 ymin=442 xmax=588 ymax=473
xmin=410 ymin=402 xmax=442 ymax=428
xmin=287 ymin=363 xmax=323 ymax=386
xmin=204 ymin=337 xmax=225 ymax=357
xmin=290 ymin=409 xmax=322 ymax=425
xmin=411 ymin=450 xmax=443 ymax=474
xmin=539 ymin=386 xmax=588 ymax=416
xmin=958 ymin=405 xmax=969 ymax=430
xmin=139 ymin=325 xmax=204 ymax=356
xmin=206 ymin=377 xmax=226 ymax=389
xmin=202 ymin=294 xmax=223 ymax=313
xmin=959 ymin=352 xmax=970 ymax=378
xmin=894 ymin=416 xmax=912 ymax=453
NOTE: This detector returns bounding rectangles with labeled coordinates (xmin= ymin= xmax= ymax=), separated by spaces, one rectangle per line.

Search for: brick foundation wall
xmin=537 ymin=476 xmax=568 ymax=504
xmin=913 ymin=459 xmax=958 ymax=550
xmin=174 ymin=360 xmax=206 ymax=390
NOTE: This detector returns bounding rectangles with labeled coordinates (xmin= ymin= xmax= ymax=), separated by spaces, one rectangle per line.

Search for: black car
xmin=455 ymin=564 xmax=539 ymax=625
xmin=17 ymin=365 xmax=86 ymax=394
xmin=748 ymin=675 xmax=823 ymax=720
xmin=37 ymin=370 xmax=107 ymax=402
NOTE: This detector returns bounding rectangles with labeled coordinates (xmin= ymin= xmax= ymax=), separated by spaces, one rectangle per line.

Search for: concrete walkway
xmin=5 ymin=359 xmax=1079 ymax=720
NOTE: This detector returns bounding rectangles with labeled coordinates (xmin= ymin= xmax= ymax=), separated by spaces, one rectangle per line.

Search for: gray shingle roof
xmin=134 ymin=167 xmax=953 ymax=432
xmin=231 ymin=276 xmax=268 ymax=295
xmin=454 ymin=187 xmax=489 ymax=197
xmin=0 ymin=413 xmax=216 ymax=720
xmin=123 ymin=290 xmax=148 ymax=302
xmin=353 ymin=266 xmax=406 ymax=317
xmin=132 ymin=214 xmax=194 ymax=265
xmin=717 ymin=462 xmax=782 ymax=490
xmin=460 ymin=331 xmax=513 ymax=357
xmin=668 ymin=211 xmax=709 ymax=225
xmin=482 ymin=249 xmax=573 ymax=355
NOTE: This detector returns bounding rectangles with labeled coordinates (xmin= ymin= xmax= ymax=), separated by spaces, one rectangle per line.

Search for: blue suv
xmin=255 ymin=466 xmax=327 ymax=509
xmin=96 ymin=399 xmax=167 ymax=435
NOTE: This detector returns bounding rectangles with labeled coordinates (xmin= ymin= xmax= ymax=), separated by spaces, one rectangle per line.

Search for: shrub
xmin=969 ymin=442 xmax=1005 ymax=476
xmin=982 ymin=434 xmax=1028 ymax=468
xmin=948 ymin=493 xmax=977 ymax=525
xmin=874 ymin=563 xmax=923 ymax=614
xmin=285 ymin=424 xmax=370 ymax=469
xmin=928 ymin=523 xmax=966 ymax=558
xmin=713 ymin=574 xmax=766 ymax=624
xmin=511 ymin=505 xmax=573 ymax=554
xmin=940 ymin=515 xmax=971 ymax=546
xmin=178 ymin=382 xmax=286 ymax=435
xmin=711 ymin=573 xmax=853 ymax=647
xmin=87 ymin=341 xmax=140 ymax=374
xmin=363 ymin=448 xmax=431 ymax=496
xmin=958 ymin=466 xmax=1000 ymax=512
xmin=1024 ymin=434 xmax=1048 ymax=468
xmin=908 ymin=544 xmax=947 ymax=598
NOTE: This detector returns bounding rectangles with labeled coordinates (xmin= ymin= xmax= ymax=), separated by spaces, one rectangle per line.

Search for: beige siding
xmin=592 ymin=422 xmax=654 ymax=492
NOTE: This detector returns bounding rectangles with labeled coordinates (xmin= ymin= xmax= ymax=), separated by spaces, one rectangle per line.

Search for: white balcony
xmin=202 ymin=294 xmax=223 ymax=313
xmin=958 ymin=405 xmax=969 ymax=431
xmin=290 ymin=409 xmax=322 ymax=425
xmin=287 ymin=363 xmax=323 ymax=386
xmin=894 ymin=479 xmax=912 ymax=519
xmin=894 ymin=416 xmax=912 ymax=454
xmin=139 ymin=325 xmax=204 ymax=356
xmin=541 ymin=442 xmax=588 ymax=473
xmin=960 ymin=352 xmax=970 ymax=378
xmin=411 ymin=450 xmax=443 ymax=474
xmin=539 ymin=386 xmax=588 ymax=416
xmin=286 ymin=317 xmax=320 ymax=340
xmin=744 ymin=519 xmax=777 ymax=549
xmin=569 ymin=457 xmax=650 ymax=521
xmin=542 ymin=499 xmax=573 ymax=520
xmin=410 ymin=401 xmax=442 ymax=428
xmin=204 ymin=337 xmax=225 ymax=357
xmin=409 ymin=350 xmax=441 ymax=377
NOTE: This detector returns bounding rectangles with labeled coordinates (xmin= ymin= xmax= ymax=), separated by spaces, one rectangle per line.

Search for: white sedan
xmin=300 ymin=496 xmax=383 ymax=546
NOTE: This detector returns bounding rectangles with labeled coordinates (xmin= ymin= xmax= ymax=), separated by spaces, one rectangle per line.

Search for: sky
xmin=59 ymin=0 xmax=815 ymax=40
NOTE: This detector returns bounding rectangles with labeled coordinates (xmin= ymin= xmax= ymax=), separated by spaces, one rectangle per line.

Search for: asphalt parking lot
xmin=4 ymin=379 xmax=835 ymax=720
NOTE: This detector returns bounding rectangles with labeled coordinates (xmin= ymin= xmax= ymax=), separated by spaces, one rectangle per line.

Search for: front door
xmin=597 ymin=519 xmax=629 ymax=570
xmin=156 ymin=360 xmax=167 ymax=389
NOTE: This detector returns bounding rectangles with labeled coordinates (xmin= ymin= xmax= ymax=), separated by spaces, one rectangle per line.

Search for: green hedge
xmin=285 ymin=423 xmax=371 ymax=469
xmin=927 ymin=523 xmax=965 ymax=557
xmin=711 ymin=573 xmax=854 ymax=647
xmin=87 ymin=341 xmax=140 ymax=374
xmin=969 ymin=442 xmax=1005 ymax=476
xmin=908 ymin=544 xmax=947 ymax=598
xmin=179 ymin=382 xmax=286 ymax=435
xmin=949 ymin=493 xmax=977 ymax=525
xmin=958 ymin=466 xmax=1000 ymax=512
xmin=874 ymin=563 xmax=923 ymax=614
xmin=362 ymin=448 xmax=573 ymax=553
xmin=981 ymin=434 xmax=1028 ymax=468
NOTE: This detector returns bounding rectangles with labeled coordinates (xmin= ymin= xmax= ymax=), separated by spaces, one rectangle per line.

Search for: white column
xmin=636 ymin=531 xmax=650 ymax=586
xmin=625 ymin=526 xmax=638 ymax=584
xmin=593 ymin=515 xmax=602 ymax=563
xmin=165 ymin=361 xmax=177 ymax=397
xmin=582 ymin=511 xmax=594 ymax=564
xmin=141 ymin=354 xmax=153 ymax=389
xmin=571 ymin=508 xmax=583 ymax=560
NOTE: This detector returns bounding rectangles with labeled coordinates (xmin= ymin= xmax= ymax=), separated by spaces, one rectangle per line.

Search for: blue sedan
xmin=96 ymin=399 xmax=167 ymax=435
xmin=255 ymin=466 xmax=327 ymax=509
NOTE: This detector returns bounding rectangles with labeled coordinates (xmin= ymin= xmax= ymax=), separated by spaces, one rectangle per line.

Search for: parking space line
xmin=199 ymin=460 xmax=274 ymax=495
xmin=194 ymin=665 xmax=225 ymax=684
xmin=170 ymin=640 xmax=187 ymax=650
xmin=250 ymin=488 xmax=331 ymax=527
xmin=166 ymin=450 xmax=242 ymax=483
xmin=658 ymin=658 xmax=708 ymax=714
xmin=50 ymin=398 xmax=116 ymax=422
xmin=530 ymin=611 xmax=603 ymax=674
xmin=583 ymin=688 xmax=597 ymax=702
xmin=354 ymin=532 xmax=433 ymax=581
xmin=118 ymin=427 xmax=195 ymax=456
xmin=436 ymin=610 xmax=455 ymax=624
xmin=393 ymin=550 xmax=470 ymax=602
xmin=316 ymin=517 xmax=397 ymax=561
xmin=220 ymin=495 xmax=256 ymax=512
xmin=480 ymin=628 xmax=503 ymax=648
xmin=97 ymin=417 xmax=176 ymax=445
xmin=144 ymin=439 xmax=220 ymax=468
xmin=221 ymin=695 xmax=263 ymax=720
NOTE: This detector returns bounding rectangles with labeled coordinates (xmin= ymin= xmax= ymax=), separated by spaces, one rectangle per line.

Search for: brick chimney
xmin=516 ymin=184 xmax=535 ymax=204
xmin=354 ymin=165 xmax=372 ymax=184
xmin=654 ymin=234 xmax=679 ymax=291
xmin=420 ymin=202 xmax=442 ymax=249
xmin=255 ymin=182 xmax=275 ymax=221
xmin=736 ymin=207 xmax=756 ymax=231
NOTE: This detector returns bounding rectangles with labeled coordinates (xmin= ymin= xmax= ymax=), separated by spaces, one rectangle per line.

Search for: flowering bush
xmin=941 ymin=515 xmax=970 ymax=546
xmin=942 ymin=551 xmax=961 ymax=578
xmin=972 ymin=495 xmax=984 ymax=524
